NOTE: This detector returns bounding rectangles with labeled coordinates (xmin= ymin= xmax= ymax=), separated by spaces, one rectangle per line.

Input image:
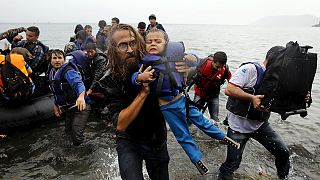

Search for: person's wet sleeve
xmin=99 ymin=75 xmax=126 ymax=126
xmin=90 ymin=55 xmax=108 ymax=89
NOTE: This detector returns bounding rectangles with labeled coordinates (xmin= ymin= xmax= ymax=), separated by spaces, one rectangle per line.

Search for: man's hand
xmin=53 ymin=104 xmax=62 ymax=117
xmin=183 ymin=54 xmax=197 ymax=64
xmin=13 ymin=34 xmax=23 ymax=42
xmin=86 ymin=89 xmax=92 ymax=95
xmin=305 ymin=91 xmax=311 ymax=103
xmin=175 ymin=54 xmax=198 ymax=82
xmin=305 ymin=91 xmax=312 ymax=107
xmin=76 ymin=93 xmax=86 ymax=111
xmin=252 ymin=95 xmax=269 ymax=112
xmin=0 ymin=134 xmax=6 ymax=139
xmin=175 ymin=61 xmax=191 ymax=73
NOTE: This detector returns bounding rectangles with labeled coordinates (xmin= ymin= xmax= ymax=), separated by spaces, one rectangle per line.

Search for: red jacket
xmin=194 ymin=58 xmax=231 ymax=98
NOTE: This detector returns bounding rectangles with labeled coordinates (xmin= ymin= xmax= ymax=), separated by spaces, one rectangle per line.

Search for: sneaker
xmin=194 ymin=160 xmax=209 ymax=175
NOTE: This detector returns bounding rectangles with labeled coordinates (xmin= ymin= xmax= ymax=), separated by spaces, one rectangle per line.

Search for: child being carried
xmin=131 ymin=29 xmax=240 ymax=175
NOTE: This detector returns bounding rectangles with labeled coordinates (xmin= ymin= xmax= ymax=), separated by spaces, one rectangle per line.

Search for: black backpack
xmin=258 ymin=41 xmax=317 ymax=119
xmin=0 ymin=55 xmax=33 ymax=102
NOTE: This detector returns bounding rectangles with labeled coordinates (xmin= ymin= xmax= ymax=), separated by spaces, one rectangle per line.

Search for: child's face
xmin=145 ymin=32 xmax=166 ymax=55
xmin=51 ymin=53 xmax=65 ymax=69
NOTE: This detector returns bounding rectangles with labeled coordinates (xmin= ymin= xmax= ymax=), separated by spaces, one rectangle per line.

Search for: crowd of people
xmin=0 ymin=14 xmax=314 ymax=180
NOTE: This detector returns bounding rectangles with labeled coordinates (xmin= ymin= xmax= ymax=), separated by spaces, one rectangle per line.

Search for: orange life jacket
xmin=0 ymin=54 xmax=30 ymax=88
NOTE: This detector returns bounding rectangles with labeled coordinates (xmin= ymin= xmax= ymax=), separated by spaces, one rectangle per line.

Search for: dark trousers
xmin=116 ymin=138 xmax=170 ymax=180
xmin=65 ymin=105 xmax=91 ymax=146
xmin=194 ymin=94 xmax=219 ymax=121
xmin=219 ymin=122 xmax=290 ymax=179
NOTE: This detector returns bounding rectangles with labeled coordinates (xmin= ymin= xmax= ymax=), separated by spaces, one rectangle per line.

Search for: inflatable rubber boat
xmin=0 ymin=94 xmax=55 ymax=130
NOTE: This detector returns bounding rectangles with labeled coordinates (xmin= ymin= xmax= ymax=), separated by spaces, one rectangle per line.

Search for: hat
xmin=266 ymin=46 xmax=285 ymax=61
xmin=149 ymin=14 xmax=156 ymax=20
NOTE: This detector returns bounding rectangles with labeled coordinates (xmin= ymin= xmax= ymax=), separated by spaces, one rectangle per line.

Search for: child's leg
xmin=188 ymin=104 xmax=225 ymax=140
xmin=160 ymin=97 xmax=202 ymax=164
xmin=188 ymin=104 xmax=240 ymax=149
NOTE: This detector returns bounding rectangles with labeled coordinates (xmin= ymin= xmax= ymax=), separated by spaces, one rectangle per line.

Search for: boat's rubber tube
xmin=0 ymin=94 xmax=55 ymax=130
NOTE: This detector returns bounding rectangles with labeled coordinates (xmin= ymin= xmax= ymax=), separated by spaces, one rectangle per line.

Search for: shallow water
xmin=1 ymin=24 xmax=320 ymax=179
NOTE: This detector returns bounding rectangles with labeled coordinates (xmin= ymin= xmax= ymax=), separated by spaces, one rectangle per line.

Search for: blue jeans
xmin=219 ymin=122 xmax=290 ymax=179
xmin=194 ymin=94 xmax=219 ymax=121
xmin=116 ymin=138 xmax=170 ymax=180
xmin=160 ymin=95 xmax=225 ymax=163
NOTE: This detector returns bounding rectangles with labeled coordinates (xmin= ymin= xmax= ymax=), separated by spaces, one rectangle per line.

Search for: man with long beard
xmin=99 ymin=24 xmax=169 ymax=180
xmin=99 ymin=24 xmax=195 ymax=179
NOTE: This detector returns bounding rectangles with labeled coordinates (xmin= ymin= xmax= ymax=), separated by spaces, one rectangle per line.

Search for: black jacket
xmin=146 ymin=23 xmax=166 ymax=32
xmin=96 ymin=31 xmax=108 ymax=52
xmin=90 ymin=49 xmax=108 ymax=90
xmin=99 ymin=67 xmax=167 ymax=146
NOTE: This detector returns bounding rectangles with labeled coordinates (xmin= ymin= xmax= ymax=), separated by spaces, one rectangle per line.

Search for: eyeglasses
xmin=117 ymin=40 xmax=137 ymax=52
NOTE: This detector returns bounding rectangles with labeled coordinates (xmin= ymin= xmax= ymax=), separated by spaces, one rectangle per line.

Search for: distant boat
xmin=312 ymin=21 xmax=320 ymax=27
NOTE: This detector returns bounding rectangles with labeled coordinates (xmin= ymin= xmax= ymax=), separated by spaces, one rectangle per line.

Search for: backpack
xmin=258 ymin=41 xmax=317 ymax=119
xmin=0 ymin=55 xmax=33 ymax=102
